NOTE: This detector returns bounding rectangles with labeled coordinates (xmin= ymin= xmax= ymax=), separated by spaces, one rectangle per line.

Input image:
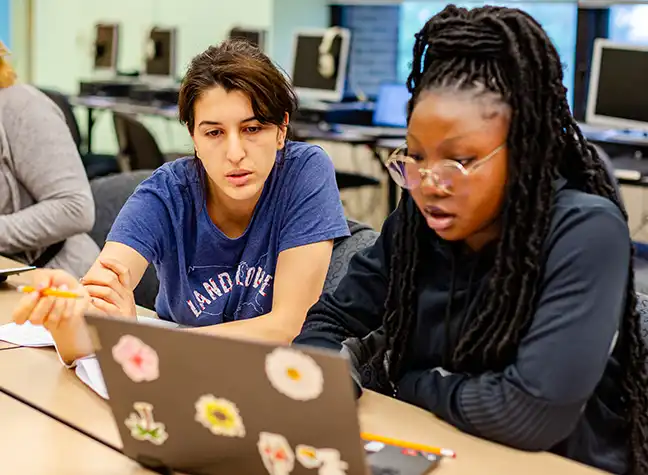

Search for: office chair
xmin=591 ymin=143 xmax=625 ymax=211
xmin=39 ymin=88 xmax=120 ymax=179
xmin=89 ymin=170 xmax=159 ymax=309
xmin=589 ymin=142 xmax=648 ymax=295
xmin=112 ymin=112 xmax=188 ymax=170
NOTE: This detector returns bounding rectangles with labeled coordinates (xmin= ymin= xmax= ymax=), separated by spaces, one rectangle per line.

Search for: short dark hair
xmin=178 ymin=39 xmax=297 ymax=133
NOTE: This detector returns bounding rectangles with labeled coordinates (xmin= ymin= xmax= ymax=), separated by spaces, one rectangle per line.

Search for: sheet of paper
xmin=136 ymin=315 xmax=181 ymax=329
xmin=0 ymin=322 xmax=54 ymax=347
xmin=0 ymin=315 xmax=176 ymax=348
xmin=75 ymin=357 xmax=109 ymax=400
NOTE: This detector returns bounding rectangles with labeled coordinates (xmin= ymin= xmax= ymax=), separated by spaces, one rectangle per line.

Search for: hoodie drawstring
xmin=442 ymin=249 xmax=482 ymax=369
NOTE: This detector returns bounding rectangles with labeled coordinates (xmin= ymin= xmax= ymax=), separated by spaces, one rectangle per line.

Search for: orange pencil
xmin=17 ymin=285 xmax=83 ymax=299
xmin=360 ymin=432 xmax=456 ymax=458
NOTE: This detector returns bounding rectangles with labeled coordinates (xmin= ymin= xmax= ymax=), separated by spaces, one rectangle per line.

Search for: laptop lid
xmin=85 ymin=314 xmax=367 ymax=474
xmin=373 ymin=83 xmax=410 ymax=128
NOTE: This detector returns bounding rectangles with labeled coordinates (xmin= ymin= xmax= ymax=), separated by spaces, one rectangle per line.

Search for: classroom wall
xmin=271 ymin=0 xmax=329 ymax=73
xmin=28 ymin=0 xmax=273 ymax=154
xmin=15 ymin=0 xmax=384 ymax=227
xmin=23 ymin=0 xmax=327 ymax=155
xmin=8 ymin=0 xmax=30 ymax=81
xmin=0 ymin=0 xmax=9 ymax=47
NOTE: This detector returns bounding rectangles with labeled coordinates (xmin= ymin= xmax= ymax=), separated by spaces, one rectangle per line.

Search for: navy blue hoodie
xmin=294 ymin=179 xmax=631 ymax=474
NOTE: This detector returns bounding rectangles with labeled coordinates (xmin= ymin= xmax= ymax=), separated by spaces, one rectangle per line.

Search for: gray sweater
xmin=0 ymin=84 xmax=99 ymax=277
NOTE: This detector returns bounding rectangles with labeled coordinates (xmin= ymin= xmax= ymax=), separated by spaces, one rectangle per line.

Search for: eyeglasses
xmin=384 ymin=143 xmax=505 ymax=194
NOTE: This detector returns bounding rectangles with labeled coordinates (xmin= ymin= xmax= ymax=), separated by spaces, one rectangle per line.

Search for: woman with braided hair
xmin=294 ymin=5 xmax=648 ymax=474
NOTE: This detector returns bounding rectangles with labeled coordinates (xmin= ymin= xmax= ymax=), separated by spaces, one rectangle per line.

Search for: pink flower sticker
xmin=111 ymin=334 xmax=160 ymax=382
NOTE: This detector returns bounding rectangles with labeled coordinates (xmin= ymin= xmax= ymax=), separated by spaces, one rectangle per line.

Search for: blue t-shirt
xmin=107 ymin=141 xmax=350 ymax=326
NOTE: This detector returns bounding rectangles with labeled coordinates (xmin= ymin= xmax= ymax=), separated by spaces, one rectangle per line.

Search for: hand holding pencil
xmin=17 ymin=285 xmax=83 ymax=299
xmin=12 ymin=269 xmax=91 ymax=332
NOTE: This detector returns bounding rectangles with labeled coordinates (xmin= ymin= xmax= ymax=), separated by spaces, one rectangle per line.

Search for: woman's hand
xmin=12 ymin=269 xmax=90 ymax=332
xmin=81 ymin=257 xmax=137 ymax=318
xmin=12 ymin=268 xmax=97 ymax=365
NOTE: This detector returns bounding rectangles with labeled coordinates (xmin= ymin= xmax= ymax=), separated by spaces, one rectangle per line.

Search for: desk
xmin=0 ymin=347 xmax=123 ymax=448
xmin=0 ymin=260 xmax=605 ymax=474
xmin=70 ymin=95 xmax=177 ymax=153
xmin=0 ymin=344 xmax=605 ymax=474
xmin=0 ymin=256 xmax=37 ymax=323
xmin=0 ymin=391 xmax=150 ymax=474
xmin=359 ymin=391 xmax=606 ymax=475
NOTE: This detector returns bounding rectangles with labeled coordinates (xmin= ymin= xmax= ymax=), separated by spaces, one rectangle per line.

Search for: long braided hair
xmin=377 ymin=5 xmax=648 ymax=473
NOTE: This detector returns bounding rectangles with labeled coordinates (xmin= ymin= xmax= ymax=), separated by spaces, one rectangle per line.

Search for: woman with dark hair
xmin=293 ymin=6 xmax=648 ymax=474
xmin=13 ymin=39 xmax=349 ymax=364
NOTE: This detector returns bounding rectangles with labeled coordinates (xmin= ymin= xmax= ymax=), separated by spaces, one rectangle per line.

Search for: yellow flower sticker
xmin=194 ymin=394 xmax=246 ymax=438
xmin=265 ymin=347 xmax=324 ymax=401
xmin=296 ymin=444 xmax=321 ymax=469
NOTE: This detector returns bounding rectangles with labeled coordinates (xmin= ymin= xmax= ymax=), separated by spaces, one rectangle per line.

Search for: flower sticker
xmin=257 ymin=432 xmax=295 ymax=475
xmin=111 ymin=334 xmax=159 ymax=383
xmin=363 ymin=441 xmax=385 ymax=453
xmin=265 ymin=347 xmax=324 ymax=401
xmin=194 ymin=395 xmax=246 ymax=438
xmin=296 ymin=444 xmax=321 ymax=469
xmin=124 ymin=402 xmax=168 ymax=445
xmin=316 ymin=449 xmax=348 ymax=475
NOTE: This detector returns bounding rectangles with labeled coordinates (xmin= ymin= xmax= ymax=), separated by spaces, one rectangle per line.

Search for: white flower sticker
xmin=316 ymin=448 xmax=349 ymax=475
xmin=194 ymin=394 xmax=246 ymax=438
xmin=265 ymin=347 xmax=324 ymax=401
xmin=257 ymin=431 xmax=295 ymax=475
xmin=124 ymin=402 xmax=168 ymax=445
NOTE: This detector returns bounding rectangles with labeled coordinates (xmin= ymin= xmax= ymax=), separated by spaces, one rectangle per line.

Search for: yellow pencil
xmin=360 ymin=432 xmax=456 ymax=458
xmin=17 ymin=285 xmax=83 ymax=299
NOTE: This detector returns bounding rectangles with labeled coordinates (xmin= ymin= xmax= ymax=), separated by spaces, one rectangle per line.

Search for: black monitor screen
xmin=595 ymin=46 xmax=648 ymax=123
xmin=94 ymin=25 xmax=117 ymax=69
xmin=230 ymin=29 xmax=262 ymax=48
xmin=146 ymin=29 xmax=173 ymax=77
xmin=292 ymin=34 xmax=342 ymax=92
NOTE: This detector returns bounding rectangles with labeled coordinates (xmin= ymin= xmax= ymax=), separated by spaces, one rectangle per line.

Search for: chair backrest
xmin=39 ymin=88 xmax=83 ymax=150
xmin=635 ymin=292 xmax=648 ymax=349
xmin=112 ymin=112 xmax=166 ymax=171
xmin=590 ymin=142 xmax=625 ymax=213
xmin=323 ymin=219 xmax=379 ymax=294
xmin=89 ymin=170 xmax=160 ymax=310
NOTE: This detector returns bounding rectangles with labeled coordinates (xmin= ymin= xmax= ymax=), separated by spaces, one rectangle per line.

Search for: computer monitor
xmin=144 ymin=27 xmax=177 ymax=80
xmin=373 ymin=83 xmax=410 ymax=128
xmin=229 ymin=27 xmax=266 ymax=52
xmin=93 ymin=23 xmax=119 ymax=73
xmin=586 ymin=39 xmax=648 ymax=131
xmin=291 ymin=27 xmax=351 ymax=103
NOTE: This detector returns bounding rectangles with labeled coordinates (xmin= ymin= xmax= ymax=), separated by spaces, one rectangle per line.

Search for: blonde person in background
xmin=0 ymin=41 xmax=99 ymax=276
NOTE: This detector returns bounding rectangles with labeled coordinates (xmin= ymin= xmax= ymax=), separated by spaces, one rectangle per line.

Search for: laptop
xmin=373 ymin=83 xmax=409 ymax=130
xmin=338 ymin=83 xmax=409 ymax=139
xmin=85 ymin=314 xmax=441 ymax=475
xmin=0 ymin=265 xmax=36 ymax=283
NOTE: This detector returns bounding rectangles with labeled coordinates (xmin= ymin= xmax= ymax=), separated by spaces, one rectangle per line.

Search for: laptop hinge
xmin=136 ymin=455 xmax=174 ymax=475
